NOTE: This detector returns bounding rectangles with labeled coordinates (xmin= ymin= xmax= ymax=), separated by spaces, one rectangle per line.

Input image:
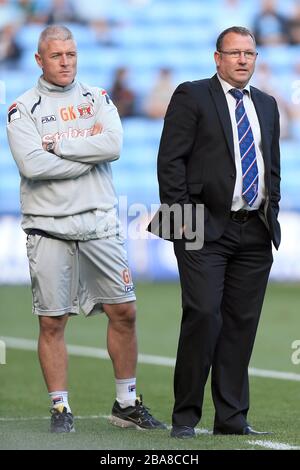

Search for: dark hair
xmin=216 ymin=26 xmax=256 ymax=51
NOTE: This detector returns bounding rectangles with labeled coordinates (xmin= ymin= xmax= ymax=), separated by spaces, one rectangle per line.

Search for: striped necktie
xmin=229 ymin=88 xmax=258 ymax=207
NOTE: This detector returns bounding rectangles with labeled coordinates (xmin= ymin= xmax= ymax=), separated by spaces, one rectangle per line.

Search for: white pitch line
xmin=1 ymin=415 xmax=298 ymax=450
xmin=248 ymin=367 xmax=300 ymax=382
xmin=1 ymin=336 xmax=176 ymax=366
xmin=247 ymin=440 xmax=300 ymax=451
xmin=2 ymin=336 xmax=300 ymax=382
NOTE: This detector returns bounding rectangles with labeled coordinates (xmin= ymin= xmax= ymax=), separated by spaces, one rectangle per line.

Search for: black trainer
xmin=170 ymin=425 xmax=196 ymax=439
xmin=109 ymin=395 xmax=167 ymax=430
xmin=50 ymin=405 xmax=75 ymax=433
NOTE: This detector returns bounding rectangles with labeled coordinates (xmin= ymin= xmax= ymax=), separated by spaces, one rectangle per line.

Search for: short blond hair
xmin=38 ymin=25 xmax=75 ymax=53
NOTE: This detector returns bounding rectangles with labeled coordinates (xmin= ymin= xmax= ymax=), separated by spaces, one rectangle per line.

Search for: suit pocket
xmin=188 ymin=183 xmax=204 ymax=205
xmin=187 ymin=183 xmax=203 ymax=195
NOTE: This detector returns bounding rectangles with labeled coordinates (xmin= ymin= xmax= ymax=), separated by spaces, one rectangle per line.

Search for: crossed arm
xmin=7 ymin=98 xmax=123 ymax=181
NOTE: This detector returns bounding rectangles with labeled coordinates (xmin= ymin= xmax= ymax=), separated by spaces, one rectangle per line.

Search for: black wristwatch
xmin=46 ymin=141 xmax=55 ymax=153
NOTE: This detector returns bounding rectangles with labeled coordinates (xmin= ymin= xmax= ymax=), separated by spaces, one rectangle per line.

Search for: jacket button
xmin=230 ymin=174 xmax=235 ymax=178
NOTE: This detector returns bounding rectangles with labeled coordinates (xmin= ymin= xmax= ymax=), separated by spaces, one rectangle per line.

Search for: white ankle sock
xmin=115 ymin=378 xmax=136 ymax=408
xmin=49 ymin=391 xmax=71 ymax=413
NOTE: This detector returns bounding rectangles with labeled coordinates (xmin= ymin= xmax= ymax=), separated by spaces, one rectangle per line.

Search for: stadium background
xmin=1 ymin=0 xmax=300 ymax=451
xmin=0 ymin=0 xmax=300 ymax=282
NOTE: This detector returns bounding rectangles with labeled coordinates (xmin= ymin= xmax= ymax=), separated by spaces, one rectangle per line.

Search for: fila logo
xmin=52 ymin=396 xmax=63 ymax=405
xmin=125 ymin=285 xmax=134 ymax=293
xmin=60 ymin=106 xmax=77 ymax=121
xmin=41 ymin=115 xmax=56 ymax=124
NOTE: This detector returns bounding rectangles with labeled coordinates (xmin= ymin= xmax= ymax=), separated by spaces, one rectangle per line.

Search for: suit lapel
xmin=209 ymin=74 xmax=235 ymax=162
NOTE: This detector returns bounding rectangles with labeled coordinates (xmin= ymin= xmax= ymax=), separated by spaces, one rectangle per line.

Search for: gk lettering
xmin=60 ymin=106 xmax=77 ymax=121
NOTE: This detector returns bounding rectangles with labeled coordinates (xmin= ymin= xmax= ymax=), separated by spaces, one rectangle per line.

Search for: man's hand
xmin=91 ymin=122 xmax=103 ymax=135
xmin=42 ymin=140 xmax=56 ymax=153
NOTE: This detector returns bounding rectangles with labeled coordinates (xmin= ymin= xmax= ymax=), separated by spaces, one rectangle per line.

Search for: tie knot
xmin=229 ymin=88 xmax=244 ymax=101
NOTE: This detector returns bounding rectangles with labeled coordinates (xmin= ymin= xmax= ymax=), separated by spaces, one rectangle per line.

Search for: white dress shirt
xmin=217 ymin=75 xmax=266 ymax=211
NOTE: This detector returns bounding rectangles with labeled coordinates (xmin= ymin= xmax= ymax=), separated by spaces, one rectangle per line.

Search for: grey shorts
xmin=26 ymin=234 xmax=136 ymax=316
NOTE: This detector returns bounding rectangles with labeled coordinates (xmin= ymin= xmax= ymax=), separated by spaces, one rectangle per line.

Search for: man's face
xmin=214 ymin=32 xmax=257 ymax=88
xmin=35 ymin=39 xmax=77 ymax=87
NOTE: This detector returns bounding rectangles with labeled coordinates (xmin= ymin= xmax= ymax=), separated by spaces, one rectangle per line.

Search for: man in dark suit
xmin=151 ymin=26 xmax=281 ymax=438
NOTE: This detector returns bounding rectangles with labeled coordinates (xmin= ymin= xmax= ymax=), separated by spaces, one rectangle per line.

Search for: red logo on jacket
xmin=77 ymin=103 xmax=94 ymax=119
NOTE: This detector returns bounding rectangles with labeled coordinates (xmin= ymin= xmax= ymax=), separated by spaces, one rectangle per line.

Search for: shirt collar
xmin=217 ymin=74 xmax=251 ymax=97
xmin=38 ymin=76 xmax=77 ymax=95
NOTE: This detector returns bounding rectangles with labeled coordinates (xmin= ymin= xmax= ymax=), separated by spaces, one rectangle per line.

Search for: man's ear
xmin=35 ymin=53 xmax=43 ymax=69
xmin=214 ymin=51 xmax=221 ymax=68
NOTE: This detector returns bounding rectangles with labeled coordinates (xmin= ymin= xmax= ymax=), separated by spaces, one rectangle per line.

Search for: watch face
xmin=47 ymin=142 xmax=54 ymax=152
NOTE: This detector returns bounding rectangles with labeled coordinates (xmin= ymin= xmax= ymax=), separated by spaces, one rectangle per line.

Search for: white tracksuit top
xmin=7 ymin=77 xmax=124 ymax=240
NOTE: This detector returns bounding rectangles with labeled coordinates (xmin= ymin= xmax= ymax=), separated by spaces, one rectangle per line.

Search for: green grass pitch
xmin=0 ymin=282 xmax=299 ymax=450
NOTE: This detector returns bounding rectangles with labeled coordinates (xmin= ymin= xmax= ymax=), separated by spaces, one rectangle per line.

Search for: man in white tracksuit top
xmin=7 ymin=25 xmax=165 ymax=433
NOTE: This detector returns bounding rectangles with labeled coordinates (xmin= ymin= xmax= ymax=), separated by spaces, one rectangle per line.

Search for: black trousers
xmin=172 ymin=213 xmax=273 ymax=432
